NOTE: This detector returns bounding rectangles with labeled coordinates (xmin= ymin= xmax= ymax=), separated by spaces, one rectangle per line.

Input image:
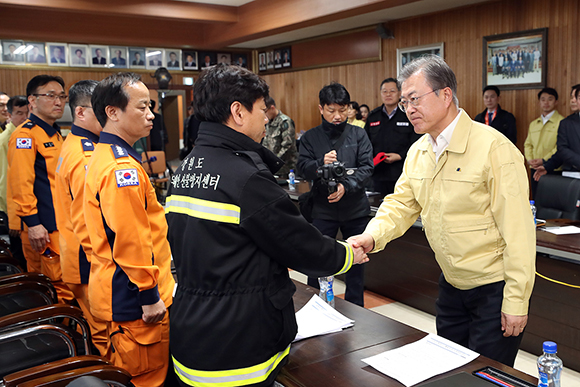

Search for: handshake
xmin=346 ymin=233 xmax=376 ymax=265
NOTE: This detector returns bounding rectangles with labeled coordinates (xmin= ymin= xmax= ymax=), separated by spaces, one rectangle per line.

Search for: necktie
xmin=488 ymin=112 xmax=493 ymax=124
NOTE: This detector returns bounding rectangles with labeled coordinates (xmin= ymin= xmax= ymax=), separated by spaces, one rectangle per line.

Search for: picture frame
xmin=146 ymin=48 xmax=164 ymax=70
xmin=199 ymin=52 xmax=216 ymax=69
xmin=217 ymin=53 xmax=231 ymax=65
xmin=166 ymin=49 xmax=182 ymax=70
xmin=266 ymin=51 xmax=274 ymax=70
xmin=258 ymin=52 xmax=266 ymax=72
xmin=183 ymin=51 xmax=198 ymax=71
xmin=129 ymin=47 xmax=146 ymax=69
xmin=282 ymin=47 xmax=291 ymax=68
xmin=232 ymin=53 xmax=247 ymax=68
xmin=397 ymin=42 xmax=444 ymax=76
xmin=89 ymin=45 xmax=109 ymax=67
xmin=274 ymin=49 xmax=282 ymax=69
xmin=1 ymin=40 xmax=26 ymax=65
xmin=25 ymin=42 xmax=47 ymax=65
xmin=109 ymin=46 xmax=128 ymax=69
xmin=46 ymin=42 xmax=69 ymax=66
xmin=69 ymin=44 xmax=89 ymax=67
xmin=482 ymin=28 xmax=547 ymax=90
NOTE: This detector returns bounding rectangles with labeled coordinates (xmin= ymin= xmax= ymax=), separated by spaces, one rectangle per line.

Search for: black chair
xmin=535 ymin=175 xmax=580 ymax=220
xmin=0 ymin=255 xmax=22 ymax=277
xmin=0 ymin=281 xmax=57 ymax=317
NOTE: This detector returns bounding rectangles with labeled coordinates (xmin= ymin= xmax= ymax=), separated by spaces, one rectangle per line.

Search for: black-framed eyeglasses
xmin=33 ymin=93 xmax=68 ymax=102
xmin=398 ymin=89 xmax=440 ymax=112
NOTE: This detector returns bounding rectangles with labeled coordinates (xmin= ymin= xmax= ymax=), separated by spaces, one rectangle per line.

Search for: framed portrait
xmin=89 ymin=45 xmax=109 ymax=67
xmin=166 ymin=49 xmax=182 ymax=70
xmin=217 ymin=53 xmax=231 ymax=65
xmin=69 ymin=44 xmax=89 ymax=67
xmin=266 ymin=51 xmax=274 ymax=70
xmin=46 ymin=42 xmax=68 ymax=66
xmin=1 ymin=40 xmax=26 ymax=64
xmin=258 ymin=52 xmax=266 ymax=72
xmin=199 ymin=52 xmax=216 ymax=69
xmin=183 ymin=51 xmax=198 ymax=71
xmin=483 ymin=28 xmax=547 ymax=90
xmin=397 ymin=42 xmax=443 ymax=76
xmin=109 ymin=46 xmax=128 ymax=69
xmin=129 ymin=47 xmax=146 ymax=69
xmin=282 ymin=47 xmax=291 ymax=68
xmin=231 ymin=53 xmax=247 ymax=68
xmin=25 ymin=42 xmax=47 ymax=65
xmin=146 ymin=48 xmax=164 ymax=70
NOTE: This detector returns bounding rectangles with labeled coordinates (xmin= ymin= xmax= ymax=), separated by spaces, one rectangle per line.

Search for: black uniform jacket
xmin=166 ymin=122 xmax=352 ymax=379
xmin=364 ymin=106 xmax=420 ymax=182
xmin=474 ymin=105 xmax=517 ymax=144
xmin=297 ymin=119 xmax=373 ymax=222
xmin=544 ymin=113 xmax=580 ymax=172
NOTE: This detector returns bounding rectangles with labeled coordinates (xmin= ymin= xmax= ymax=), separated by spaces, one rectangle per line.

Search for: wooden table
xmin=279 ymin=281 xmax=537 ymax=387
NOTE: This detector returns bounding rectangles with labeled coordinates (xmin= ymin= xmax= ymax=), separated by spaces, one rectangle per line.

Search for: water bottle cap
xmin=543 ymin=341 xmax=557 ymax=353
xmin=290 ymin=169 xmax=294 ymax=172
xmin=530 ymin=200 xmax=535 ymax=205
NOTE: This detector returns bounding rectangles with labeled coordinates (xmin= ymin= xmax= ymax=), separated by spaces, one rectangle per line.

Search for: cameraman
xmin=297 ymin=83 xmax=373 ymax=306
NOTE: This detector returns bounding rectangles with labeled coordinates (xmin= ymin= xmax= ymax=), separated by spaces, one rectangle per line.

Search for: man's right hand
xmin=533 ymin=166 xmax=547 ymax=181
xmin=324 ymin=150 xmax=337 ymax=165
xmin=142 ymin=298 xmax=166 ymax=324
xmin=27 ymin=224 xmax=50 ymax=252
xmin=351 ymin=244 xmax=369 ymax=265
xmin=347 ymin=233 xmax=375 ymax=254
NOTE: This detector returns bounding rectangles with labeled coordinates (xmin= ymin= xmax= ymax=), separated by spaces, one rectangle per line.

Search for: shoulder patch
xmin=22 ymin=121 xmax=35 ymax=129
xmin=111 ymin=144 xmax=129 ymax=159
xmin=115 ymin=168 xmax=140 ymax=187
xmin=82 ymin=139 xmax=95 ymax=152
xmin=16 ymin=138 xmax=32 ymax=149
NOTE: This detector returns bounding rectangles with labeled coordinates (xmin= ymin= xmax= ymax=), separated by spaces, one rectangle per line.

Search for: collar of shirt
xmin=541 ymin=110 xmax=555 ymax=125
xmin=487 ymin=108 xmax=497 ymax=114
xmin=427 ymin=109 xmax=462 ymax=162
xmin=98 ymin=132 xmax=141 ymax=161
xmin=382 ymin=105 xmax=398 ymax=120
xmin=29 ymin=113 xmax=61 ymax=137
xmin=71 ymin=124 xmax=99 ymax=143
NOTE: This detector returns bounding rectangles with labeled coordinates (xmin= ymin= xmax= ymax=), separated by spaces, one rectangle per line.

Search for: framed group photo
xmin=482 ymin=28 xmax=547 ymax=90
xmin=397 ymin=42 xmax=443 ymax=76
xmin=47 ymin=42 xmax=68 ymax=66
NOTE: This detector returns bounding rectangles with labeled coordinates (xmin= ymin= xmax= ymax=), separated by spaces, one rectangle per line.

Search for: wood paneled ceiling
xmin=0 ymin=0 xmax=490 ymax=49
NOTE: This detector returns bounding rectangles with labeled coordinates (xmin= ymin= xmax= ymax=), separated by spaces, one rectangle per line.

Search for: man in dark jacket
xmin=474 ymin=85 xmax=517 ymax=144
xmin=365 ymin=78 xmax=421 ymax=196
xmin=297 ymin=83 xmax=373 ymax=307
xmin=166 ymin=64 xmax=367 ymax=387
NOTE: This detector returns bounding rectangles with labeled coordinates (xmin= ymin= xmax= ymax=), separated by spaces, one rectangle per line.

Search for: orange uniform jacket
xmin=7 ymin=114 xmax=63 ymax=232
xmin=55 ymin=125 xmax=98 ymax=284
xmin=84 ymin=132 xmax=174 ymax=322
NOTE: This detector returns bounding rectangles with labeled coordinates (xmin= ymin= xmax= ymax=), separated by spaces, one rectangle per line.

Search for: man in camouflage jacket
xmin=262 ymin=96 xmax=297 ymax=177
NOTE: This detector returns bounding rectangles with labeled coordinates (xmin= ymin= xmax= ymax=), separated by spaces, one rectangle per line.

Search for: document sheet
xmin=361 ymin=333 xmax=479 ymax=386
xmin=293 ymin=294 xmax=354 ymax=342
xmin=543 ymin=225 xmax=580 ymax=235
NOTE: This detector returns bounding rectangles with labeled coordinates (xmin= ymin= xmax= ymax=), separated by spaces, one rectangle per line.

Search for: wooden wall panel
xmin=264 ymin=0 xmax=580 ymax=152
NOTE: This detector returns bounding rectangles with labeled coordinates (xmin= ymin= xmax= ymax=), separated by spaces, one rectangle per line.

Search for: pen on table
xmin=475 ymin=371 xmax=515 ymax=387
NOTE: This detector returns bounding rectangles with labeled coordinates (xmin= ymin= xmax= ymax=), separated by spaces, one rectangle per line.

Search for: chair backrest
xmin=141 ymin=151 xmax=166 ymax=175
xmin=17 ymin=365 xmax=131 ymax=387
xmin=536 ymin=175 xmax=580 ymax=220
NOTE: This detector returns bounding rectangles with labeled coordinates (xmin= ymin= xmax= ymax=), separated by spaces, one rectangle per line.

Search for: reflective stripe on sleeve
xmin=172 ymin=345 xmax=290 ymax=386
xmin=335 ymin=241 xmax=354 ymax=275
xmin=165 ymin=195 xmax=240 ymax=225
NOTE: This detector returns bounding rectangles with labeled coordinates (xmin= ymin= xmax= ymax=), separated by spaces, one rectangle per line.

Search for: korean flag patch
xmin=115 ymin=169 xmax=139 ymax=188
xmin=16 ymin=138 xmax=32 ymax=149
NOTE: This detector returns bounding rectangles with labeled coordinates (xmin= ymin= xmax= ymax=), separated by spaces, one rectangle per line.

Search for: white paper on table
xmin=543 ymin=225 xmax=580 ymax=235
xmin=361 ymin=333 xmax=479 ymax=387
xmin=293 ymin=294 xmax=354 ymax=342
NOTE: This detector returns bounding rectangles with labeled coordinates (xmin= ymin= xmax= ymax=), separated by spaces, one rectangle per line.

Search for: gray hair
xmin=398 ymin=54 xmax=459 ymax=107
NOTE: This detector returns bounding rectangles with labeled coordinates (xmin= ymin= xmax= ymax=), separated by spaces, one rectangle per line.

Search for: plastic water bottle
xmin=530 ymin=200 xmax=537 ymax=225
xmin=288 ymin=169 xmax=296 ymax=191
xmin=318 ymin=276 xmax=335 ymax=308
xmin=537 ymin=341 xmax=562 ymax=387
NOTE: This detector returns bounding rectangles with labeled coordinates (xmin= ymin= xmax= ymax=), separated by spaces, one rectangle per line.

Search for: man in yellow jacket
xmin=524 ymin=87 xmax=564 ymax=198
xmin=349 ymin=55 xmax=535 ymax=367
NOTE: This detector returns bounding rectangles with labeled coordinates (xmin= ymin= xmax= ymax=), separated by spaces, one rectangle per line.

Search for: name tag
xmin=44 ymin=142 xmax=55 ymax=148
xmin=396 ymin=122 xmax=409 ymax=126
xmin=370 ymin=121 xmax=380 ymax=127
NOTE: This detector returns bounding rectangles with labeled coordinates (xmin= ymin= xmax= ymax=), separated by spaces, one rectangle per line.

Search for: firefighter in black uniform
xmin=365 ymin=77 xmax=421 ymax=196
xmin=165 ymin=64 xmax=368 ymax=387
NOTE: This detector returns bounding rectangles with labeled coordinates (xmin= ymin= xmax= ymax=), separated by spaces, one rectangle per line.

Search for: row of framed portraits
xmin=0 ymin=40 xmax=249 ymax=71
xmin=258 ymin=47 xmax=291 ymax=72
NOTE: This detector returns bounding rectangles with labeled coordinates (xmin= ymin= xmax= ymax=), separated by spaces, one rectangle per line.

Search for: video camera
xmin=316 ymin=161 xmax=356 ymax=194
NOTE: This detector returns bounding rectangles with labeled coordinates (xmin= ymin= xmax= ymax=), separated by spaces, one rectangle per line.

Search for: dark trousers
xmin=307 ymin=217 xmax=368 ymax=307
xmin=372 ymin=179 xmax=396 ymax=197
xmin=435 ymin=274 xmax=524 ymax=367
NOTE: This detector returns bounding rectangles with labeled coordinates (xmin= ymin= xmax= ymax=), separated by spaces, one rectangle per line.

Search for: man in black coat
xmin=297 ymin=82 xmax=373 ymax=307
xmin=365 ymin=77 xmax=421 ymax=196
xmin=474 ymin=85 xmax=517 ymax=144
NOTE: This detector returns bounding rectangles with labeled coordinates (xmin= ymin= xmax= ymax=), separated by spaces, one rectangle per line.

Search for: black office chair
xmin=535 ymin=175 xmax=580 ymax=220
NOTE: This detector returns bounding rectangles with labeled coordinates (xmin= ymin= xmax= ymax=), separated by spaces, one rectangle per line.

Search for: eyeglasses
xmin=398 ymin=89 xmax=440 ymax=112
xmin=33 ymin=93 xmax=68 ymax=102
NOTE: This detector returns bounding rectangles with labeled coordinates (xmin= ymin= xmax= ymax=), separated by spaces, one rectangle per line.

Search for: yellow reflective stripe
xmin=173 ymin=345 xmax=290 ymax=387
xmin=165 ymin=195 xmax=240 ymax=224
xmin=335 ymin=241 xmax=353 ymax=275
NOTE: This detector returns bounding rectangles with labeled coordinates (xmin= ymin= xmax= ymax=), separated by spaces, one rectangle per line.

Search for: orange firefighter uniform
xmin=83 ymin=132 xmax=175 ymax=387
